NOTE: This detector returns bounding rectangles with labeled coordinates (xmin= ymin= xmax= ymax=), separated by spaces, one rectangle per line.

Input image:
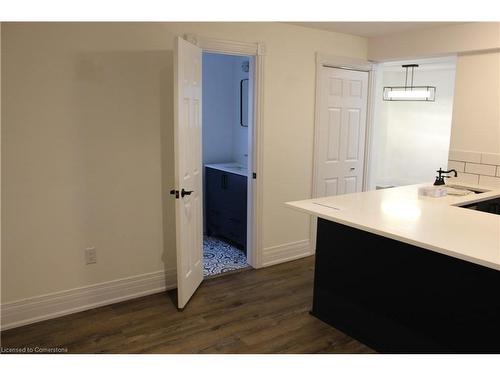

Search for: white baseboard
xmin=2 ymin=240 xmax=313 ymax=331
xmin=261 ymin=239 xmax=312 ymax=267
xmin=1 ymin=268 xmax=177 ymax=331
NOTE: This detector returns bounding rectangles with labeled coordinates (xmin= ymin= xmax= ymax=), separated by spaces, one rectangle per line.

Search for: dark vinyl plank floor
xmin=0 ymin=256 xmax=374 ymax=354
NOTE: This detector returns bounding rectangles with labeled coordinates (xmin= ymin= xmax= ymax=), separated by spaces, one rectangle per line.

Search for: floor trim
xmin=1 ymin=268 xmax=177 ymax=331
xmin=2 ymin=239 xmax=312 ymax=331
xmin=261 ymin=239 xmax=312 ymax=267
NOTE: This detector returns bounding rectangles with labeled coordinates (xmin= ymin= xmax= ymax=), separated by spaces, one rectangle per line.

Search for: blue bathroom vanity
xmin=205 ymin=163 xmax=248 ymax=252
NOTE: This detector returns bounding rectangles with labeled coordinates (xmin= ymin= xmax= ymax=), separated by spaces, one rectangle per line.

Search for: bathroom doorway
xmin=201 ymin=52 xmax=254 ymax=277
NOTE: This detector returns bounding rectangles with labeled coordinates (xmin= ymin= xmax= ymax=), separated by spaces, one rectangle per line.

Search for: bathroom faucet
xmin=433 ymin=168 xmax=458 ymax=186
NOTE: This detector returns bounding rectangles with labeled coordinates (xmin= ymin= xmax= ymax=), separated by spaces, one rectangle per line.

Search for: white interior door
xmin=314 ymin=66 xmax=369 ymax=197
xmin=174 ymin=37 xmax=203 ymax=309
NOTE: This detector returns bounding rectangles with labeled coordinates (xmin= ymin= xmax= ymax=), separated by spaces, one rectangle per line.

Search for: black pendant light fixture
xmin=383 ymin=64 xmax=436 ymax=101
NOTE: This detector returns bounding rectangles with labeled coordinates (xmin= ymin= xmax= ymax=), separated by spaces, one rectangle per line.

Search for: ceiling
xmin=287 ymin=22 xmax=466 ymax=38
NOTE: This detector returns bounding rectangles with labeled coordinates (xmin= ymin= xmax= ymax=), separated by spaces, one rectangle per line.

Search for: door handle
xmin=181 ymin=188 xmax=193 ymax=198
xmin=221 ymin=174 xmax=228 ymax=189
xmin=350 ymin=167 xmax=356 ymax=171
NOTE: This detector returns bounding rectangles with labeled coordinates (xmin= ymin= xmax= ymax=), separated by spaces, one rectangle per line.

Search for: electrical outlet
xmin=85 ymin=247 xmax=97 ymax=265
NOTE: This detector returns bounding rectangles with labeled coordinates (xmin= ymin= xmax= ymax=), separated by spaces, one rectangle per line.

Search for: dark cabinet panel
xmin=205 ymin=167 xmax=247 ymax=252
xmin=313 ymin=218 xmax=500 ymax=353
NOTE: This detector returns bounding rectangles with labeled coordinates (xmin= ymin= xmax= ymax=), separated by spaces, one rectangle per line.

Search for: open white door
xmin=173 ymin=37 xmax=203 ymax=310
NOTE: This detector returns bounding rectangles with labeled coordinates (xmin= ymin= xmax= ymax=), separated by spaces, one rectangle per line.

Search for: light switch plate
xmin=85 ymin=247 xmax=97 ymax=265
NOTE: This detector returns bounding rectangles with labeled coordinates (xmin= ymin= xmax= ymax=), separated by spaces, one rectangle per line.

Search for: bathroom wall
xmin=231 ymin=56 xmax=250 ymax=165
xmin=202 ymin=53 xmax=237 ymax=165
xmin=202 ymin=53 xmax=249 ymax=167
xmin=369 ymin=58 xmax=457 ymax=188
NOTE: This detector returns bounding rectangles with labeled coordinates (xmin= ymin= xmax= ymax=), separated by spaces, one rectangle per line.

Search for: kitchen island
xmin=287 ymin=183 xmax=500 ymax=353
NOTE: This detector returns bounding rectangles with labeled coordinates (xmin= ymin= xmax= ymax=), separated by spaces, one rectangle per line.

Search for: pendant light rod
xmin=402 ymin=64 xmax=419 ymax=90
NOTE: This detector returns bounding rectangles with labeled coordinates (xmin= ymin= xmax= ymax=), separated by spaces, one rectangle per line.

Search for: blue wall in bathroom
xmin=202 ymin=52 xmax=249 ymax=166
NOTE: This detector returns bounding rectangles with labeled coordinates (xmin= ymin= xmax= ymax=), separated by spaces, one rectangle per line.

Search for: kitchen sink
xmin=446 ymin=184 xmax=490 ymax=195
xmin=459 ymin=197 xmax=500 ymax=215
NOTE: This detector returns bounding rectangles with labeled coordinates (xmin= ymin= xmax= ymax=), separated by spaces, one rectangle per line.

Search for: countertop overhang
xmin=286 ymin=183 xmax=500 ymax=271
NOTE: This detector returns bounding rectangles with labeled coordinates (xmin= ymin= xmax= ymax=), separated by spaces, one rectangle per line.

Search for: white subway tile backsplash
xmin=448 ymin=149 xmax=500 ymax=188
xmin=481 ymin=152 xmax=500 ymax=166
xmin=465 ymin=162 xmax=497 ymax=176
xmin=448 ymin=173 xmax=479 ymax=185
xmin=479 ymin=175 xmax=500 ymax=189
xmin=447 ymin=160 xmax=465 ymax=172
xmin=448 ymin=149 xmax=481 ymax=163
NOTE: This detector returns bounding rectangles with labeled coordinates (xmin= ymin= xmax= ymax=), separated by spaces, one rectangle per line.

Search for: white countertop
xmin=286 ymin=183 xmax=500 ymax=271
xmin=205 ymin=162 xmax=248 ymax=177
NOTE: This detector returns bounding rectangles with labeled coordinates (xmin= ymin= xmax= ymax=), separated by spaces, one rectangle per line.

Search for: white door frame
xmin=310 ymin=53 xmax=376 ymax=252
xmin=185 ymin=34 xmax=265 ymax=269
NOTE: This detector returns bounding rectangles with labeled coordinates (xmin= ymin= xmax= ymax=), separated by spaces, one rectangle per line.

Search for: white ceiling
xmin=380 ymin=56 xmax=457 ymax=72
xmin=287 ymin=22 xmax=466 ymax=38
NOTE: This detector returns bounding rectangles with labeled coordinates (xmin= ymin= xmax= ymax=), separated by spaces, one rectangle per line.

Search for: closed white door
xmin=314 ymin=67 xmax=369 ymax=197
xmin=174 ymin=37 xmax=203 ymax=309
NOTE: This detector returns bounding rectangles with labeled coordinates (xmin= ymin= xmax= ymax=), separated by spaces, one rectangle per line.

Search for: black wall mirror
xmin=240 ymin=78 xmax=249 ymax=127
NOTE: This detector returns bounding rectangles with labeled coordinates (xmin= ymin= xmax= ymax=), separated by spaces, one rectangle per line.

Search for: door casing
xmin=184 ymin=34 xmax=265 ymax=269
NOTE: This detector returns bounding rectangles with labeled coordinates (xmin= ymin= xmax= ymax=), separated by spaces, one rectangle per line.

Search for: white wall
xmin=202 ymin=53 xmax=249 ymax=166
xmin=445 ymin=51 xmax=500 ymax=188
xmin=1 ymin=22 xmax=367 ymax=308
xmin=369 ymin=58 xmax=456 ymax=188
xmin=449 ymin=51 xmax=500 ymax=154
xmin=366 ymin=22 xmax=500 ymax=170
xmin=0 ymin=23 xmax=2 ymax=290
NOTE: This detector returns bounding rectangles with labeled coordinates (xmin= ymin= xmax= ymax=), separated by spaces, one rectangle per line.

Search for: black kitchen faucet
xmin=433 ymin=168 xmax=458 ymax=186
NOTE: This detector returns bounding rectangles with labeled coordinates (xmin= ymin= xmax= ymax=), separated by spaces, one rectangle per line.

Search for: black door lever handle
xmin=181 ymin=188 xmax=193 ymax=198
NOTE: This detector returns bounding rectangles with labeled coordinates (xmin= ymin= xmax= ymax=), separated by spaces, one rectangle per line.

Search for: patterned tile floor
xmin=203 ymin=236 xmax=249 ymax=277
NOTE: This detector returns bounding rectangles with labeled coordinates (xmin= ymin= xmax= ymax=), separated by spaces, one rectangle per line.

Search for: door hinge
xmin=252 ymin=172 xmax=257 ymax=179
xmin=170 ymin=189 xmax=179 ymax=199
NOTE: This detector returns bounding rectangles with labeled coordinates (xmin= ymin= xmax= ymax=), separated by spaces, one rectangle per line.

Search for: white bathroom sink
xmin=218 ymin=163 xmax=246 ymax=170
xmin=205 ymin=162 xmax=248 ymax=176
